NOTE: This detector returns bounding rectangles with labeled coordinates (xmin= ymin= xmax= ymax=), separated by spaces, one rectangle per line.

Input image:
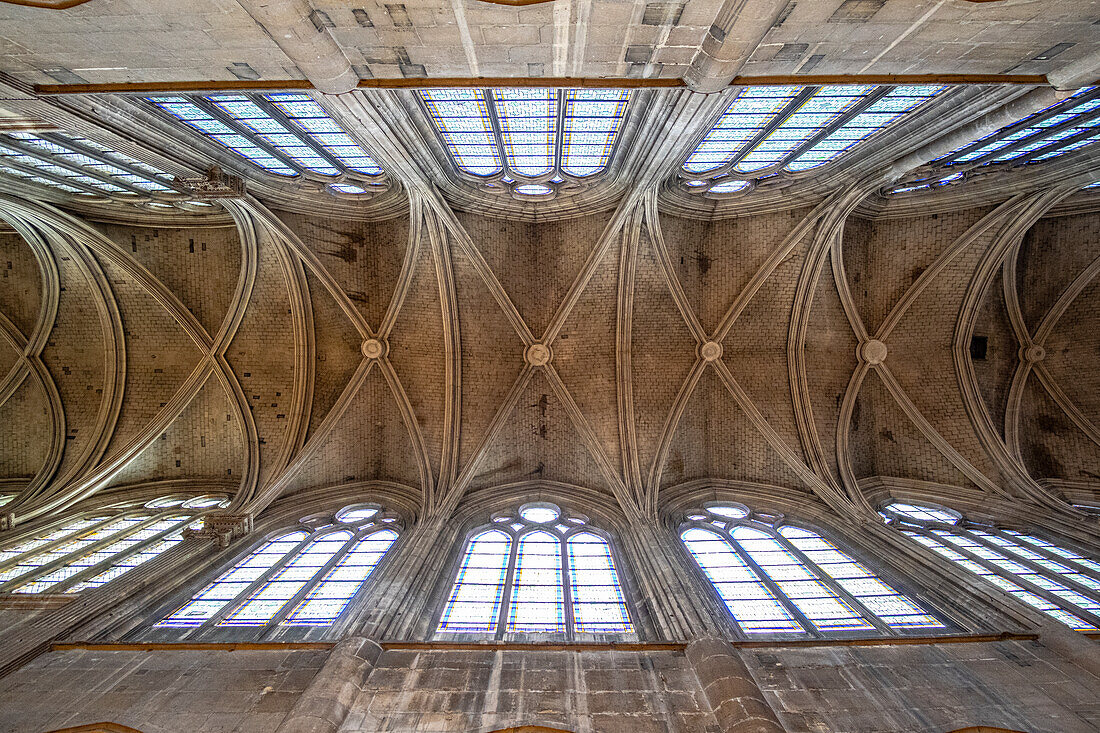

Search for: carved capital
xmin=173 ymin=166 xmax=246 ymax=199
xmin=184 ymin=512 xmax=253 ymax=548
xmin=0 ymin=512 xmax=13 ymax=532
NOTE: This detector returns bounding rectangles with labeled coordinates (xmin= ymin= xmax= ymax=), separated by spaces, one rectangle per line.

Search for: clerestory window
xmin=681 ymin=503 xmax=945 ymax=637
xmin=891 ymin=86 xmax=1100 ymax=194
xmin=418 ymin=88 xmax=631 ymax=200
xmin=0 ymin=494 xmax=227 ymax=596
xmin=882 ymin=501 xmax=1100 ymax=631
xmin=679 ymin=85 xmax=944 ymax=197
xmin=145 ymin=93 xmax=388 ymax=197
xmin=437 ymin=503 xmax=634 ymax=638
xmin=0 ymin=131 xmax=181 ymax=202
xmin=155 ymin=503 xmax=399 ymax=630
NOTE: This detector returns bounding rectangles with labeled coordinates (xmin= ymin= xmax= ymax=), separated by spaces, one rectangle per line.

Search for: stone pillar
xmin=275 ymin=636 xmax=382 ymax=733
xmin=686 ymin=636 xmax=786 ymax=733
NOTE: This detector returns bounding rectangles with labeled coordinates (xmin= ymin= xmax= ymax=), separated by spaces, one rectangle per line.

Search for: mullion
xmin=560 ymin=533 xmax=574 ymax=639
xmin=0 ymin=138 xmax=146 ymax=196
xmin=988 ymin=528 xmax=1100 ymax=583
xmin=963 ymin=529 xmax=1100 ymax=601
xmin=1 ymin=512 xmax=165 ymax=593
xmin=47 ymin=513 xmax=194 ymax=593
xmin=0 ymin=152 xmax=111 ymax=197
xmin=0 ymin=514 xmax=119 ymax=574
xmin=552 ymin=91 xmax=566 ymax=179
xmin=939 ymin=88 xmax=1100 ymax=166
xmin=494 ymin=529 xmax=521 ymax=639
xmin=188 ymin=96 xmax=307 ymax=176
xmin=778 ymin=87 xmax=891 ymax=171
xmin=774 ymin=530 xmax=895 ymax=636
xmin=259 ymin=531 xmax=356 ymax=635
xmin=923 ymin=529 xmax=1100 ymax=628
xmin=482 ymin=90 xmax=513 ymax=182
xmin=248 ymin=95 xmax=350 ymax=179
xmin=196 ymin=532 xmax=317 ymax=632
xmin=40 ymin=133 xmax=176 ymax=192
xmin=726 ymin=526 xmax=819 ymax=637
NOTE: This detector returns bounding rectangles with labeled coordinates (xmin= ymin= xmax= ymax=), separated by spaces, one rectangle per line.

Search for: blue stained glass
xmin=420 ymin=89 xmax=502 ymax=176
xmin=494 ymin=89 xmax=555 ymax=177
xmin=682 ymin=527 xmax=804 ymax=633
xmin=438 ymin=529 xmax=512 ymax=632
xmin=937 ymin=86 xmax=1100 ymax=169
xmin=778 ymin=526 xmax=941 ymax=629
xmin=263 ymin=93 xmax=384 ymax=176
xmin=567 ymin=532 xmax=632 ymax=633
xmin=207 ymin=95 xmax=340 ymax=177
xmin=219 ymin=531 xmax=352 ymax=626
xmin=682 ymin=87 xmax=802 ymax=174
xmin=0 ymin=132 xmax=174 ymax=196
xmin=157 ymin=531 xmax=308 ymax=627
xmin=146 ymin=96 xmax=296 ymax=176
xmin=732 ymin=527 xmax=871 ymax=632
xmin=283 ymin=529 xmax=397 ymax=625
xmin=562 ymin=90 xmax=629 ymax=177
xmin=507 ymin=530 xmax=564 ymax=632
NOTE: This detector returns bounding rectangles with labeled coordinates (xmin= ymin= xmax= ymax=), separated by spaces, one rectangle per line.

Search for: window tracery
xmin=145 ymin=93 xmax=388 ymax=198
xmin=680 ymin=503 xmax=944 ymax=637
xmin=679 ymin=85 xmax=944 ymax=197
xmin=418 ymin=88 xmax=630 ymax=200
xmin=882 ymin=500 xmax=1100 ymax=631
xmin=437 ymin=503 xmax=633 ymax=638
xmin=0 ymin=494 xmax=228 ymax=596
xmin=155 ymin=503 xmax=399 ymax=630
xmin=890 ymin=86 xmax=1100 ymax=194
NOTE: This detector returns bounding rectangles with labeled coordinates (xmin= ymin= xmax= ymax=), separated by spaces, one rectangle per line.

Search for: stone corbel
xmin=0 ymin=512 xmax=13 ymax=532
xmin=184 ymin=513 xmax=253 ymax=548
xmin=173 ymin=166 xmax=246 ymax=199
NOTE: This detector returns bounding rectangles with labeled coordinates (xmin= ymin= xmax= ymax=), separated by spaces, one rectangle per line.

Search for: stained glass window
xmin=882 ymin=500 xmax=1100 ymax=631
xmin=145 ymin=93 xmax=387 ymax=196
xmin=0 ymin=495 xmax=228 ymax=596
xmin=0 ymin=131 xmax=178 ymax=201
xmin=890 ymin=86 xmax=1100 ymax=194
xmin=155 ymin=504 xmax=398 ymax=631
xmin=681 ymin=503 xmax=944 ymax=637
xmin=680 ymin=85 xmax=944 ymax=196
xmin=437 ymin=503 xmax=634 ymax=638
xmin=419 ymin=88 xmax=630 ymax=199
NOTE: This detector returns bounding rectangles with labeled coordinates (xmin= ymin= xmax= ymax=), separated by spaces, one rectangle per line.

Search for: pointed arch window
xmin=155 ymin=503 xmax=399 ymax=630
xmin=891 ymin=86 xmax=1100 ymax=194
xmin=679 ymin=85 xmax=944 ymax=197
xmin=681 ymin=503 xmax=945 ymax=637
xmin=0 ymin=495 xmax=228 ymax=596
xmin=882 ymin=501 xmax=1100 ymax=631
xmin=437 ymin=503 xmax=633 ymax=637
xmin=418 ymin=88 xmax=631 ymax=200
xmin=0 ymin=130 xmax=183 ymax=204
xmin=144 ymin=93 xmax=387 ymax=198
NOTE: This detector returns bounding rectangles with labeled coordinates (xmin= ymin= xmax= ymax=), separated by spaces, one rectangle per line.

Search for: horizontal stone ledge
xmin=50 ymin=631 xmax=1051 ymax=654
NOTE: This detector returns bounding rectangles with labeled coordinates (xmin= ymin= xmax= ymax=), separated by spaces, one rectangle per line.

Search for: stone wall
xmin=2 ymin=640 xmax=1098 ymax=733
xmin=0 ymin=647 xmax=329 ymax=733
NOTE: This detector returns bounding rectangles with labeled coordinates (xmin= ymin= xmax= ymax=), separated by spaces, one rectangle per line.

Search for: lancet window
xmin=419 ymin=88 xmax=631 ymax=200
xmin=145 ymin=93 xmax=387 ymax=197
xmin=0 ymin=131 xmax=181 ymax=203
xmin=891 ymin=86 xmax=1100 ymax=193
xmin=681 ymin=503 xmax=945 ymax=637
xmin=680 ymin=85 xmax=944 ymax=196
xmin=882 ymin=501 xmax=1100 ymax=631
xmin=155 ymin=503 xmax=399 ymax=630
xmin=0 ymin=494 xmax=228 ymax=596
xmin=437 ymin=503 xmax=633 ymax=638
